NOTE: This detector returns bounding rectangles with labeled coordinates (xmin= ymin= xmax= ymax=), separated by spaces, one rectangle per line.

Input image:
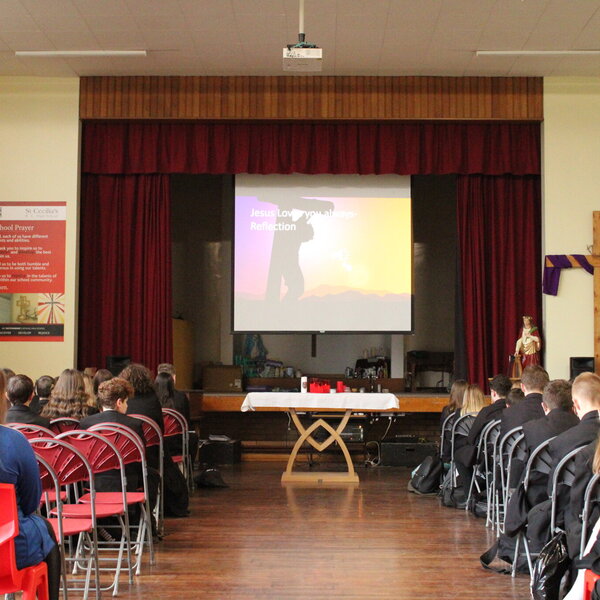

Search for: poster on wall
xmin=0 ymin=202 xmax=66 ymax=341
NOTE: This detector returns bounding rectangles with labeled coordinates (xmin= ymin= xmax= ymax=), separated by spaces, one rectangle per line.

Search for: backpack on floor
xmin=407 ymin=454 xmax=443 ymax=495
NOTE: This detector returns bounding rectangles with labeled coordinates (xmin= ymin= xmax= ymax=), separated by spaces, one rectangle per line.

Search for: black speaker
xmin=106 ymin=355 xmax=131 ymax=376
xmin=570 ymin=357 xmax=594 ymax=380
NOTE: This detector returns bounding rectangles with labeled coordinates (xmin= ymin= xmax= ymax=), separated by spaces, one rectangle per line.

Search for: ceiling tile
xmin=93 ymin=29 xmax=147 ymax=48
xmin=124 ymin=0 xmax=182 ymax=17
xmin=44 ymin=30 xmax=100 ymax=49
xmin=143 ymin=30 xmax=194 ymax=52
xmin=72 ymin=0 xmax=131 ymax=17
xmin=84 ymin=15 xmax=139 ymax=33
xmin=1 ymin=30 xmax=53 ymax=50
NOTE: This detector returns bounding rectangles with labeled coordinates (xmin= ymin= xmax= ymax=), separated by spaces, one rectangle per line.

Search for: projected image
xmin=234 ymin=175 xmax=412 ymax=333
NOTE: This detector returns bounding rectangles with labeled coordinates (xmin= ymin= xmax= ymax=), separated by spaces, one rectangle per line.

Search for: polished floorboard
xmin=121 ymin=462 xmax=529 ymax=599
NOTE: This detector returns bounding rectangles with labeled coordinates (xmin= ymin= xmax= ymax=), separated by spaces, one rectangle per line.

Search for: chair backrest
xmin=550 ymin=445 xmax=587 ymax=533
xmin=6 ymin=423 xmax=55 ymax=440
xmin=440 ymin=411 xmax=455 ymax=459
xmin=161 ymin=408 xmax=186 ymax=438
xmin=87 ymin=423 xmax=146 ymax=469
xmin=128 ymin=413 xmax=164 ymax=478
xmin=580 ymin=472 xmax=600 ymax=557
xmin=56 ymin=430 xmax=129 ymax=512
xmin=0 ymin=483 xmax=21 ymax=589
xmin=450 ymin=413 xmax=476 ymax=463
xmin=56 ymin=430 xmax=124 ymax=475
xmin=29 ymin=437 xmax=93 ymax=489
xmin=49 ymin=418 xmax=80 ymax=434
xmin=522 ymin=437 xmax=555 ymax=492
xmin=128 ymin=413 xmax=163 ymax=449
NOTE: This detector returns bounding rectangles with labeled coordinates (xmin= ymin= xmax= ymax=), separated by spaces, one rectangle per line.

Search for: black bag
xmin=480 ymin=534 xmax=529 ymax=574
xmin=441 ymin=483 xmax=466 ymax=509
xmin=163 ymin=457 xmax=190 ymax=517
xmin=467 ymin=491 xmax=488 ymax=519
xmin=408 ymin=455 xmax=442 ymax=495
xmin=531 ymin=531 xmax=570 ymax=600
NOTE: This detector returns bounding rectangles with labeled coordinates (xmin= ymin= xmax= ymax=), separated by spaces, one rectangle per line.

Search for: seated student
xmin=79 ymin=377 xmax=161 ymax=538
xmin=564 ymin=436 xmax=597 ymax=561
xmin=41 ymin=368 xmax=95 ymax=421
xmin=156 ymin=363 xmax=191 ymax=426
xmin=547 ymin=373 xmax=600 ymax=480
xmin=440 ymin=379 xmax=468 ymax=461
xmin=0 ymin=372 xmax=61 ymax=600
xmin=520 ymin=373 xmax=600 ymax=558
xmin=541 ymin=373 xmax=600 ymax=531
xmin=5 ymin=374 xmax=52 ymax=429
xmin=121 ymin=363 xmax=189 ymax=518
xmin=454 ymin=375 xmax=512 ymax=496
xmin=451 ymin=383 xmax=485 ymax=486
xmin=510 ymin=380 xmax=579 ymax=504
xmin=29 ymin=375 xmax=54 ymax=415
xmin=522 ymin=379 xmax=579 ymax=454
xmin=500 ymin=365 xmax=549 ymax=439
xmin=79 ymin=377 xmax=146 ymax=492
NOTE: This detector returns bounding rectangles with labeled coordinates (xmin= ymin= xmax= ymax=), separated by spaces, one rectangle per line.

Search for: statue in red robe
xmin=514 ymin=315 xmax=542 ymax=371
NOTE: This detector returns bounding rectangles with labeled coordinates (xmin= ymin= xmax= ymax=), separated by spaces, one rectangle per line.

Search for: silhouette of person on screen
xmin=264 ymin=197 xmax=333 ymax=304
xmin=279 ymin=214 xmax=314 ymax=302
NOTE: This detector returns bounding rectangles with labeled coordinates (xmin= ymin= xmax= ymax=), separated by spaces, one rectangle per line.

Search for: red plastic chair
xmin=162 ymin=408 xmax=192 ymax=490
xmin=7 ymin=422 xmax=55 ymax=440
xmin=56 ymin=430 xmax=134 ymax=596
xmin=584 ymin=569 xmax=600 ymax=600
xmin=86 ymin=423 xmax=156 ymax=573
xmin=30 ymin=437 xmax=100 ymax=600
xmin=0 ymin=483 xmax=49 ymax=600
xmin=128 ymin=413 xmax=164 ymax=534
xmin=50 ymin=418 xmax=81 ymax=435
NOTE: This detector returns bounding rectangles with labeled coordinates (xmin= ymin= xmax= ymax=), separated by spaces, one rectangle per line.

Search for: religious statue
xmin=514 ymin=315 xmax=542 ymax=371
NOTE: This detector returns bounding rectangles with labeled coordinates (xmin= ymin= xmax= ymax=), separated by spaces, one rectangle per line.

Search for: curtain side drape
xmin=456 ymin=175 xmax=542 ymax=388
xmin=78 ymin=174 xmax=172 ymax=371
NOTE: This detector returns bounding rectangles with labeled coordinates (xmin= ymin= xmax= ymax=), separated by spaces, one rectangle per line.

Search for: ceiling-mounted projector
xmin=283 ymin=0 xmax=321 ymax=72
xmin=282 ymin=46 xmax=322 ymax=72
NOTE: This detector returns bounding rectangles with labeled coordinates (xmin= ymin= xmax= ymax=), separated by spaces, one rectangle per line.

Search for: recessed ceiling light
xmin=15 ymin=50 xmax=147 ymax=58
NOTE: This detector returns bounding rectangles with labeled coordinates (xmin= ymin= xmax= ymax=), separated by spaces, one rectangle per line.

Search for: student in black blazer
xmin=500 ymin=365 xmax=549 ymax=439
xmin=79 ymin=377 xmax=146 ymax=492
xmin=5 ymin=374 xmax=52 ymax=429
xmin=522 ymin=379 xmax=579 ymax=454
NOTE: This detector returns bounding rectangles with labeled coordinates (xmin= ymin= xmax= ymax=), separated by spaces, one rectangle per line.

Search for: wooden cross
xmin=544 ymin=211 xmax=600 ymax=373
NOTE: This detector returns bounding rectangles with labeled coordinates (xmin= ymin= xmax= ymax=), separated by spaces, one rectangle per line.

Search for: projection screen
xmin=233 ymin=174 xmax=412 ymax=333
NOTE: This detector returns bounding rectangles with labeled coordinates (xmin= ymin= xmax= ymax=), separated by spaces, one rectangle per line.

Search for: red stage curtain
xmin=82 ymin=121 xmax=540 ymax=176
xmin=457 ymin=175 xmax=542 ymax=388
xmin=78 ymin=174 xmax=172 ymax=371
xmin=79 ymin=121 xmax=541 ymax=388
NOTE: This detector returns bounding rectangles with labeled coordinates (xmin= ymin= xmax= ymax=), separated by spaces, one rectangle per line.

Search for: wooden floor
xmin=119 ymin=462 xmax=529 ymax=600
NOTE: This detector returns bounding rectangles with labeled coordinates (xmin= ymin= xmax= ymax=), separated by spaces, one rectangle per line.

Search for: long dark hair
xmin=154 ymin=372 xmax=175 ymax=409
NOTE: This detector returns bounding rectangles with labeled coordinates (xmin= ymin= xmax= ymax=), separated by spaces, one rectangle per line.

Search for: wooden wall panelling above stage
xmin=79 ymin=76 xmax=543 ymax=121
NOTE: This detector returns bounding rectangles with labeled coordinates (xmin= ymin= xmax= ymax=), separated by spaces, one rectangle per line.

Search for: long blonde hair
xmin=41 ymin=368 xmax=92 ymax=420
xmin=461 ymin=384 xmax=486 ymax=416
xmin=447 ymin=379 xmax=468 ymax=413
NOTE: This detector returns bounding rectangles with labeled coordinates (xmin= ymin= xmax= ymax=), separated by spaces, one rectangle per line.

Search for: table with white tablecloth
xmin=241 ymin=392 xmax=399 ymax=484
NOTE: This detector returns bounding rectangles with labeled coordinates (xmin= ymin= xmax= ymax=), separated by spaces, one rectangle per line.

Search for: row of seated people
xmin=3 ymin=363 xmax=194 ymax=519
xmin=439 ymin=365 xmax=600 ymax=595
xmin=0 ymin=363 xmax=198 ymax=600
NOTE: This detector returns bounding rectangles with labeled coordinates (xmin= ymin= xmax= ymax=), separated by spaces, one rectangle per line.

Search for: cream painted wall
xmin=0 ymin=77 xmax=80 ymax=379
xmin=543 ymin=77 xmax=600 ymax=379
